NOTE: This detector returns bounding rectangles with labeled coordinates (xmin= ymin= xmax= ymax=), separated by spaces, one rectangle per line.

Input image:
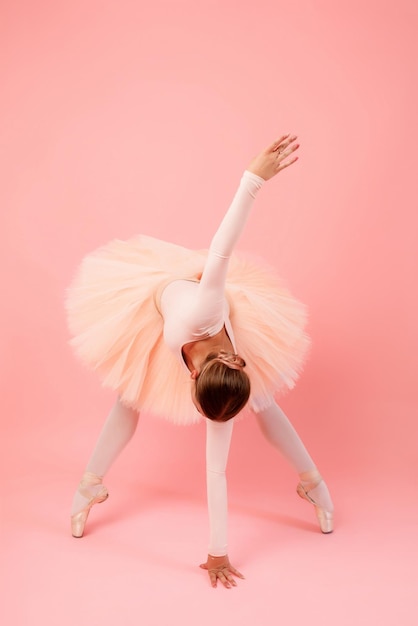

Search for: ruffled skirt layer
xmin=66 ymin=235 xmax=310 ymax=425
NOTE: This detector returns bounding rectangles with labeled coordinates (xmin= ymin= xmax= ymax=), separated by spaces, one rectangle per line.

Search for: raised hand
xmin=247 ymin=134 xmax=299 ymax=180
xmin=200 ymin=554 xmax=245 ymax=588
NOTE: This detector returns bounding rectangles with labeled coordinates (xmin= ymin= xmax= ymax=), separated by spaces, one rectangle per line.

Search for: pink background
xmin=1 ymin=1 xmax=417 ymax=624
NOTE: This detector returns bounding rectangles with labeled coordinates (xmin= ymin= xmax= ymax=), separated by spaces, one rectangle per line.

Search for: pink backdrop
xmin=2 ymin=1 xmax=417 ymax=624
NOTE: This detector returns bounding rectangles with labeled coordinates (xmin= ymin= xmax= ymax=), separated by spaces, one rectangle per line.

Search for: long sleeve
xmin=160 ymin=170 xmax=264 ymax=353
xmin=206 ymin=418 xmax=234 ymax=556
xmin=194 ymin=171 xmax=264 ymax=328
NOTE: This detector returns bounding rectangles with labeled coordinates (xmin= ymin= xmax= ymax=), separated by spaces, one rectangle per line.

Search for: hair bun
xmin=215 ymin=350 xmax=246 ymax=370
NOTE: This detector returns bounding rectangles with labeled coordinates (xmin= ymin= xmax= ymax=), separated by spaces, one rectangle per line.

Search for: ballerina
xmin=67 ymin=134 xmax=334 ymax=588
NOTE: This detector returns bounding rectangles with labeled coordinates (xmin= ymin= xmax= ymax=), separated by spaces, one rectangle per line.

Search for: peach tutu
xmin=66 ymin=235 xmax=310 ymax=425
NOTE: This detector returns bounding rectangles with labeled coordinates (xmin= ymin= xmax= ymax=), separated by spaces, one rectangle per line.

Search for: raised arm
xmin=197 ymin=135 xmax=299 ymax=315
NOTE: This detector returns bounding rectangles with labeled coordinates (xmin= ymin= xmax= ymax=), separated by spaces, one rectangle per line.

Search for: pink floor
xmin=3 ymin=410 xmax=417 ymax=626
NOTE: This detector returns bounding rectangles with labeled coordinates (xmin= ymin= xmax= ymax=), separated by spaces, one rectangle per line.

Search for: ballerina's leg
xmin=255 ymin=402 xmax=334 ymax=517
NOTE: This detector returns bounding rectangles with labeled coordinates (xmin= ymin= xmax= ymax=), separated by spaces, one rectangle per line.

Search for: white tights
xmin=71 ymin=399 xmax=333 ymax=523
xmin=71 ymin=401 xmax=139 ymax=515
xmin=255 ymin=402 xmax=333 ymax=514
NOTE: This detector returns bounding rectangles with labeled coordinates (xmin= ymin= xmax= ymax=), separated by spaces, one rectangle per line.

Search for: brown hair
xmin=194 ymin=352 xmax=251 ymax=421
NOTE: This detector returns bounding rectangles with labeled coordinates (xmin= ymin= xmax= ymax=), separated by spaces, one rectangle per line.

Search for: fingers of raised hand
xmin=274 ymin=138 xmax=299 ymax=171
xmin=274 ymin=135 xmax=298 ymax=157
xmin=267 ymin=134 xmax=290 ymax=153
xmin=277 ymin=155 xmax=298 ymax=172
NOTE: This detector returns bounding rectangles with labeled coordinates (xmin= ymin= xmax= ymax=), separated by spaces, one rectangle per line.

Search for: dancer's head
xmin=192 ymin=351 xmax=250 ymax=421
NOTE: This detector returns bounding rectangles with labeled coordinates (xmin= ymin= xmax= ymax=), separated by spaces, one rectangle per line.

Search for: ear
xmin=190 ymin=369 xmax=199 ymax=380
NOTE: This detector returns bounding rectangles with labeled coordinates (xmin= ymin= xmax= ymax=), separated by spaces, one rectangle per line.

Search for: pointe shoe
xmin=71 ymin=472 xmax=109 ymax=538
xmin=296 ymin=479 xmax=334 ymax=534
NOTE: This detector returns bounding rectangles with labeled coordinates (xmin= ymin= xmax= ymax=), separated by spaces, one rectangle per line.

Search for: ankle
xmin=72 ymin=472 xmax=107 ymax=512
xmin=299 ymin=468 xmax=322 ymax=487
xmin=80 ymin=471 xmax=104 ymax=487
xmin=75 ymin=472 xmax=105 ymax=502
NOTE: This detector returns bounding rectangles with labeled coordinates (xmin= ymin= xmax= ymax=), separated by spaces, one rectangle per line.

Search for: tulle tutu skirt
xmin=66 ymin=235 xmax=310 ymax=425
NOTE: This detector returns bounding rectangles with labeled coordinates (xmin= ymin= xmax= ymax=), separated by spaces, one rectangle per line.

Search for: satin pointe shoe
xmin=296 ymin=478 xmax=334 ymax=534
xmin=71 ymin=472 xmax=109 ymax=538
